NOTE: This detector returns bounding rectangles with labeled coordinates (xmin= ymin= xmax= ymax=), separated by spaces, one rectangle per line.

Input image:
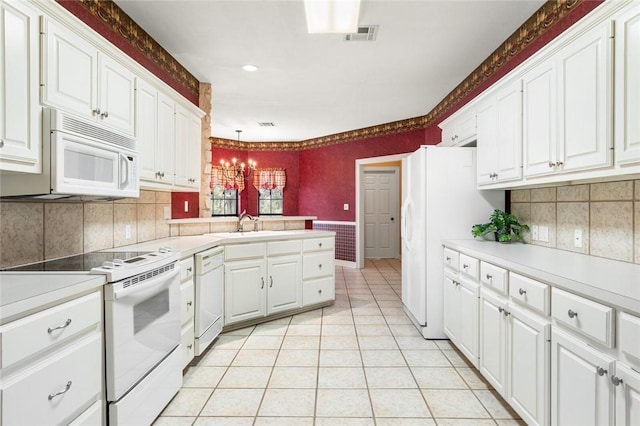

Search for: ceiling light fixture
xmin=218 ymin=130 xmax=256 ymax=182
xmin=242 ymin=64 xmax=258 ymax=72
xmin=304 ymin=0 xmax=360 ymax=34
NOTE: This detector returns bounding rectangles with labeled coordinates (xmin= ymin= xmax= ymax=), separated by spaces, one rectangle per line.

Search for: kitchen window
xmin=211 ymin=187 xmax=238 ymax=216
xmin=258 ymin=188 xmax=283 ymax=215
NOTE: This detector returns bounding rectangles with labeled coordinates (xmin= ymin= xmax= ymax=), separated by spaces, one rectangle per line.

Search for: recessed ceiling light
xmin=242 ymin=64 xmax=258 ymax=72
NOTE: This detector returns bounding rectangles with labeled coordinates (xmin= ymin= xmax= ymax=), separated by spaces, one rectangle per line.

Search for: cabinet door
xmin=479 ymin=288 xmax=508 ymax=396
xmin=224 ymin=259 xmax=266 ymax=325
xmin=135 ymin=78 xmax=159 ymax=182
xmin=156 ymin=92 xmax=175 ymax=183
xmin=523 ymin=57 xmax=556 ymax=177
xmin=188 ymin=113 xmax=202 ymax=188
xmin=508 ymin=303 xmax=550 ymax=426
xmin=43 ymin=19 xmax=97 ymax=119
xmin=476 ymin=98 xmax=497 ymax=185
xmin=443 ymin=273 xmax=460 ymax=343
xmin=99 ymin=55 xmax=135 ymax=135
xmin=457 ymin=278 xmax=479 ymax=368
xmin=557 ymin=21 xmax=612 ymax=173
xmin=551 ymin=328 xmax=614 ymax=426
xmin=614 ymin=362 xmax=640 ymax=426
xmin=267 ymin=255 xmax=302 ymax=315
xmin=614 ymin=3 xmax=640 ymax=165
xmin=495 ymin=79 xmax=523 ymax=183
xmin=456 ymin=109 xmax=477 ymax=146
xmin=174 ymin=104 xmax=191 ymax=187
xmin=0 ymin=0 xmax=40 ymax=173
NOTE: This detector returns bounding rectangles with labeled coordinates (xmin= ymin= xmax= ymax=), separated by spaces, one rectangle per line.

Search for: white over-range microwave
xmin=0 ymin=107 xmax=139 ymax=200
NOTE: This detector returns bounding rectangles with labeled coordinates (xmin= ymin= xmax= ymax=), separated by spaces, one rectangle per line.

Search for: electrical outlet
xmin=574 ymin=229 xmax=583 ymax=248
xmin=539 ymin=226 xmax=549 ymax=242
xmin=163 ymin=206 xmax=171 ymax=219
xmin=125 ymin=224 xmax=132 ymax=239
xmin=343 ymin=204 xmax=349 ymax=211
xmin=184 ymin=201 xmax=189 ymax=212
xmin=531 ymin=225 xmax=539 ymax=241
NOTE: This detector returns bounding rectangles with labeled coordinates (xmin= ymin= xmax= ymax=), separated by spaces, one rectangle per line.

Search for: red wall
xmin=299 ymin=128 xmax=428 ymax=221
xmin=171 ymin=191 xmax=199 ymax=219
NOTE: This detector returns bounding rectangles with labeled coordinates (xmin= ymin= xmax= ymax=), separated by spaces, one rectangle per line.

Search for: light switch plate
xmin=184 ymin=201 xmax=189 ymax=212
xmin=539 ymin=226 xmax=549 ymax=242
xmin=125 ymin=225 xmax=132 ymax=239
xmin=531 ymin=225 xmax=539 ymax=241
xmin=574 ymin=229 xmax=583 ymax=248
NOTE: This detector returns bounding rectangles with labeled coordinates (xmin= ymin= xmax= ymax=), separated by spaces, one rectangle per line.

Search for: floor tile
xmin=474 ymin=390 xmax=520 ymax=419
xmin=182 ymin=366 xmax=227 ymax=388
xmin=200 ymin=388 xmax=264 ymax=416
xmin=153 ymin=416 xmax=196 ymax=426
xmin=290 ymin=311 xmax=322 ymax=325
xmin=320 ymin=350 xmax=363 ymax=367
xmin=441 ymin=349 xmax=473 ymax=367
xmin=242 ymin=335 xmax=283 ymax=350
xmin=275 ymin=349 xmax=319 ymax=367
xmin=410 ymin=367 xmax=468 ymax=389
xmin=231 ymin=349 xmax=278 ymax=366
xmin=355 ymin=324 xmax=392 ymax=336
xmin=434 ymin=419 xmax=497 ymax=426
xmin=422 ymin=389 xmax=490 ymax=419
xmin=403 ymin=350 xmax=451 ymax=367
xmin=316 ymin=389 xmax=373 ymax=417
xmin=322 ymin=314 xmax=355 ymax=325
xmin=258 ymin=389 xmax=316 ymax=416
xmin=320 ymin=335 xmax=359 ymax=350
xmin=212 ymin=335 xmax=247 ymax=349
xmin=217 ymin=366 xmax=272 ymax=388
xmin=457 ymin=367 xmax=493 ymax=390
xmin=358 ymin=336 xmax=398 ymax=350
xmin=268 ymin=366 xmax=317 ymax=388
xmin=193 ymin=418 xmax=254 ymax=426
xmin=361 ymin=350 xmax=406 ymax=367
xmin=314 ymin=418 xmax=375 ymax=426
xmin=222 ymin=326 xmax=255 ymax=336
xmin=198 ymin=349 xmax=238 ymax=367
xmin=395 ymin=337 xmax=439 ymax=350
xmin=254 ymin=417 xmax=314 ymax=426
xmin=281 ymin=335 xmax=320 ymax=350
xmin=383 ymin=315 xmax=413 ymax=325
xmin=318 ymin=367 xmax=367 ymax=389
xmin=365 ymin=367 xmax=417 ymax=388
xmin=369 ymin=389 xmax=431 ymax=418
xmin=375 ymin=419 xmax=436 ymax=426
xmin=389 ymin=324 xmax=423 ymax=337
xmin=286 ymin=324 xmax=322 ymax=336
xmin=161 ymin=388 xmax=213 ymax=416
xmin=252 ymin=323 xmax=288 ymax=335
xmin=353 ymin=315 xmax=388 ymax=325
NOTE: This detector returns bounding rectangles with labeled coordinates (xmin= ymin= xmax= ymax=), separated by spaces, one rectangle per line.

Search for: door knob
xmin=390 ymin=217 xmax=394 ymax=221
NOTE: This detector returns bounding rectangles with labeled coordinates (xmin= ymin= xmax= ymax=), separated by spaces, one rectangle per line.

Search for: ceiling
xmin=114 ymin=0 xmax=545 ymax=143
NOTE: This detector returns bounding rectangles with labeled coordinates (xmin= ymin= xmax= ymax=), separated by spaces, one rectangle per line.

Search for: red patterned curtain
xmin=211 ymin=166 xmax=246 ymax=192
xmin=253 ymin=168 xmax=286 ymax=191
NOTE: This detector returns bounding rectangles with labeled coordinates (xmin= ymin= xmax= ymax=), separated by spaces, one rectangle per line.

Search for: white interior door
xmin=363 ymin=168 xmax=399 ymax=259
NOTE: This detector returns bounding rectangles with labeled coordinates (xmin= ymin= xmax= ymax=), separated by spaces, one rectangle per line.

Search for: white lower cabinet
xmin=613 ymin=362 xmax=640 ymax=426
xmin=225 ymin=257 xmax=267 ymax=325
xmin=302 ymin=237 xmax=335 ymax=306
xmin=444 ymin=267 xmax=479 ymax=368
xmin=267 ymin=254 xmax=302 ymax=315
xmin=479 ymin=287 xmax=509 ymax=396
xmin=551 ymin=327 xmax=614 ymax=426
xmin=180 ymin=257 xmax=195 ymax=368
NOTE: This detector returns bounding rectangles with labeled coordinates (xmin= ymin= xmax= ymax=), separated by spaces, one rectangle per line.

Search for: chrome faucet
xmin=237 ymin=210 xmax=255 ymax=232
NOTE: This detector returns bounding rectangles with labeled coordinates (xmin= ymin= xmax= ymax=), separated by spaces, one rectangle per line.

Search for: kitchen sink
xmin=205 ymin=230 xmax=287 ymax=238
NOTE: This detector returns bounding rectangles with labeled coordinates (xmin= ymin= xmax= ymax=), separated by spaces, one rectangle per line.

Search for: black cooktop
xmin=3 ymin=251 xmax=149 ymax=272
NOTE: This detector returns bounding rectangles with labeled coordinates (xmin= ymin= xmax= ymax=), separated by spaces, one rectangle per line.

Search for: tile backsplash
xmin=511 ymin=179 xmax=640 ymax=264
xmin=0 ymin=190 xmax=171 ymax=268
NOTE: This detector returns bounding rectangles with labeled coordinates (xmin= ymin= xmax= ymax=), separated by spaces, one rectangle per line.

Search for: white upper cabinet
xmin=135 ymin=78 xmax=159 ymax=182
xmin=0 ymin=0 xmax=41 ymax=173
xmin=614 ymin=3 xmax=640 ymax=165
xmin=42 ymin=19 xmax=135 ymax=135
xmin=439 ymin=107 xmax=477 ymax=147
xmin=174 ymin=103 xmax=201 ymax=189
xmin=523 ymin=20 xmax=612 ymax=178
xmin=157 ymin=91 xmax=176 ymax=184
xmin=476 ymin=79 xmax=523 ymax=186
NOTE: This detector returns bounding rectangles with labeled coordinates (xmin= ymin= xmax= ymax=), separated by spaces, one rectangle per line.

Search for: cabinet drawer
xmin=459 ymin=254 xmax=479 ymax=279
xmin=443 ymin=248 xmax=459 ymax=270
xmin=303 ymin=276 xmax=335 ymax=305
xmin=268 ymin=239 xmax=302 ymax=256
xmin=303 ymin=252 xmax=334 ymax=279
xmin=619 ymin=312 xmax=640 ymax=368
xmin=0 ymin=291 xmax=101 ymax=369
xmin=69 ymin=400 xmax=103 ymax=426
xmin=180 ymin=257 xmax=194 ymax=282
xmin=480 ymin=262 xmax=508 ymax=294
xmin=551 ymin=288 xmax=614 ymax=347
xmin=180 ymin=280 xmax=195 ymax=326
xmin=1 ymin=333 xmax=102 ymax=426
xmin=302 ymin=237 xmax=334 ymax=252
xmin=225 ymin=242 xmax=266 ymax=261
xmin=509 ymin=273 xmax=550 ymax=316
xmin=181 ymin=323 xmax=194 ymax=369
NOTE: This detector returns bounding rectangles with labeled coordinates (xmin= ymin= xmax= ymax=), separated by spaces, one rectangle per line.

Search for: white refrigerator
xmin=400 ymin=146 xmax=503 ymax=339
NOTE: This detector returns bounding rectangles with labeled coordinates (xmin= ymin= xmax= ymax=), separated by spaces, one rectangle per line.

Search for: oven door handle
xmin=112 ymin=268 xmax=179 ymax=301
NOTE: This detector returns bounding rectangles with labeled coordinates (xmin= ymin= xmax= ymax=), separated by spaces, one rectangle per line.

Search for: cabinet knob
xmin=92 ymin=108 xmax=101 ymax=116
xmin=611 ymin=375 xmax=623 ymax=386
xmin=318 ymin=264 xmax=322 ymax=269
xmin=318 ymin=289 xmax=323 ymax=294
xmin=498 ymin=307 xmax=504 ymax=313
xmin=0 ymin=139 xmax=4 ymax=148
xmin=463 ymin=264 xmax=469 ymax=269
xmin=187 ymin=344 xmax=193 ymax=350
xmin=187 ymin=267 xmax=192 ymax=273
xmin=187 ymin=301 xmax=193 ymax=307
xmin=446 ymin=256 xmax=451 ymax=261
xmin=518 ymin=288 xmax=526 ymax=296
xmin=319 ymin=242 xmax=323 ymax=248
xmin=101 ymin=111 xmax=109 ymax=119
xmin=486 ymin=273 xmax=492 ymax=280
xmin=596 ymin=366 xmax=607 ymax=376
xmin=48 ymin=381 xmax=72 ymax=400
xmin=567 ymin=309 xmax=578 ymax=319
xmin=47 ymin=318 xmax=72 ymax=333
xmin=557 ymin=161 xmax=564 ymax=167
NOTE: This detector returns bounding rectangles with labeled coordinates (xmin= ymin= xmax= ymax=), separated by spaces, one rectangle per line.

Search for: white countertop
xmin=166 ymin=216 xmax=317 ymax=224
xmin=443 ymin=239 xmax=640 ymax=315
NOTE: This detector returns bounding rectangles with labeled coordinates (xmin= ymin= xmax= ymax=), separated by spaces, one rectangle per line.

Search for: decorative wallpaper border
xmin=57 ymin=0 xmax=200 ymax=103
xmin=211 ymin=0 xmax=590 ymax=151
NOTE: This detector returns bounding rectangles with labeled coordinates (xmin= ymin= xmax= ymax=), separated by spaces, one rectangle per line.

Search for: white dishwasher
xmin=194 ymin=246 xmax=224 ymax=355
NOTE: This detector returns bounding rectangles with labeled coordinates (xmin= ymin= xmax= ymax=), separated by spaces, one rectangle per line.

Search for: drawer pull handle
xmin=498 ymin=307 xmax=504 ymax=313
xmin=596 ymin=366 xmax=608 ymax=376
xmin=47 ymin=318 xmax=72 ymax=333
xmin=270 ymin=276 xmax=273 ymax=287
xmin=187 ymin=344 xmax=193 ymax=349
xmin=319 ymin=264 xmax=322 ymax=269
xmin=446 ymin=256 xmax=451 ymax=261
xmin=568 ymin=309 xmax=578 ymax=319
xmin=318 ymin=289 xmax=323 ymax=294
xmin=486 ymin=274 xmax=492 ymax=280
xmin=187 ymin=301 xmax=193 ymax=307
xmin=611 ymin=376 xmax=623 ymax=386
xmin=187 ymin=267 xmax=192 ymax=273
xmin=319 ymin=243 xmax=323 ymax=247
xmin=48 ymin=381 xmax=72 ymax=400
xmin=463 ymin=264 xmax=469 ymax=269
xmin=518 ymin=288 xmax=526 ymax=296
xmin=261 ymin=277 xmax=265 ymax=289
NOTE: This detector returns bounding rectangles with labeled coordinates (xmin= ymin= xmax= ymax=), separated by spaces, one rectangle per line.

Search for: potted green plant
xmin=471 ymin=209 xmax=530 ymax=243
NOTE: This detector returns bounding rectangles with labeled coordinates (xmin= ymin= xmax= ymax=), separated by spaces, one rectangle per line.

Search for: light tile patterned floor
xmin=154 ymin=259 xmax=524 ymax=426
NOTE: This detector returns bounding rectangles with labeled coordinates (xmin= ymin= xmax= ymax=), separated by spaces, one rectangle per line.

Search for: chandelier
xmin=218 ymin=130 xmax=256 ymax=181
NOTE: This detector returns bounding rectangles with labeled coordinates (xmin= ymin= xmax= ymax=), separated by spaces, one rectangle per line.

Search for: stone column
xmin=199 ymin=82 xmax=212 ymax=217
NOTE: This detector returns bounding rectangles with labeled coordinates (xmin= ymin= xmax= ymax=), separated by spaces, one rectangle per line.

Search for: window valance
xmin=253 ymin=168 xmax=286 ymax=191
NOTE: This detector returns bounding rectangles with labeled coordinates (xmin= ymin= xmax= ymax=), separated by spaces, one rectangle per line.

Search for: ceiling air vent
xmin=344 ymin=25 xmax=378 ymax=42
xmin=258 ymin=122 xmax=275 ymax=127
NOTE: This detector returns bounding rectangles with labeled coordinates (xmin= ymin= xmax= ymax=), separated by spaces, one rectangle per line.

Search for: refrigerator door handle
xmin=401 ymin=200 xmax=413 ymax=249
